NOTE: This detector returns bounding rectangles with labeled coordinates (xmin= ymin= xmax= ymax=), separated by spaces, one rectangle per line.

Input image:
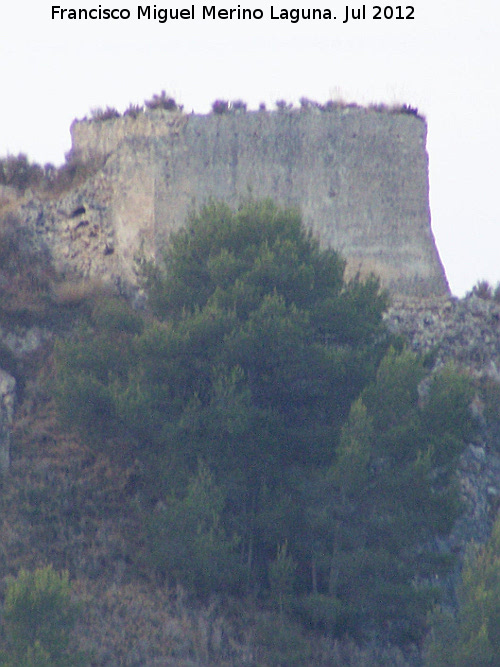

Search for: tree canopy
xmin=54 ymin=200 xmax=475 ymax=644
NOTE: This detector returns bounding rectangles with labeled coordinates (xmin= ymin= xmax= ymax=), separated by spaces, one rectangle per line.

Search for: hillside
xmin=1 ymin=103 xmax=499 ymax=665
xmin=0 ymin=194 xmax=500 ymax=665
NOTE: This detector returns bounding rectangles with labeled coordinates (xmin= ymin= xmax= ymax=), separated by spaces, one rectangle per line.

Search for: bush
xmin=231 ymin=99 xmax=247 ymax=112
xmin=469 ymin=279 xmax=500 ymax=303
xmin=53 ymin=296 xmax=143 ymax=447
xmin=123 ymin=103 xmax=143 ymax=119
xmin=397 ymin=103 xmax=421 ymax=117
xmin=45 ymin=154 xmax=104 ymax=197
xmin=0 ymin=566 xmax=85 ymax=666
xmin=90 ymin=106 xmax=120 ymax=122
xmin=275 ymin=99 xmax=293 ymax=111
xmin=470 ymin=279 xmax=494 ymax=299
xmin=144 ymin=91 xmax=182 ymax=112
xmin=422 ymin=364 xmax=476 ymax=465
xmin=90 ymin=295 xmax=144 ymax=335
xmin=211 ymin=99 xmax=230 ymax=114
xmin=50 ymin=278 xmax=106 ymax=308
xmin=481 ymin=377 xmax=500 ymax=448
xmin=297 ymin=593 xmax=343 ymax=634
xmin=254 ymin=614 xmax=312 ymax=667
xmin=298 ymin=97 xmax=324 ymax=111
xmin=0 ymin=154 xmax=44 ymax=192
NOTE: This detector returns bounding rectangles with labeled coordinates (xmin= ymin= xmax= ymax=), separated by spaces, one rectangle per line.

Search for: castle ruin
xmin=23 ymin=106 xmax=450 ymax=297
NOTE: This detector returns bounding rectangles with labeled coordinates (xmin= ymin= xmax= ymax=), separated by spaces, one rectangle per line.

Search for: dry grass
xmin=50 ymin=278 xmax=110 ymax=308
xmin=40 ymin=154 xmax=105 ymax=199
xmin=0 ymin=209 xmax=113 ymax=323
xmin=0 ymin=153 xmax=105 ymax=201
xmin=0 ymin=213 xmax=57 ymax=325
xmin=73 ymin=581 xmax=255 ymax=666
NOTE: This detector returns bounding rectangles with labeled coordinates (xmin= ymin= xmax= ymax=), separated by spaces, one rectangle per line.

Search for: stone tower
xmin=25 ymin=106 xmax=450 ymax=297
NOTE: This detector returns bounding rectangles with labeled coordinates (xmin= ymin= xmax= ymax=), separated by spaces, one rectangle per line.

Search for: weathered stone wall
xmin=385 ymin=294 xmax=500 ymax=378
xmin=70 ymin=111 xmax=187 ymax=162
xmin=65 ymin=107 xmax=449 ymax=297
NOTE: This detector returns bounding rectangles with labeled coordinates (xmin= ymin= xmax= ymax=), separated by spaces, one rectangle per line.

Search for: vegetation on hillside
xmin=424 ymin=511 xmax=500 ymax=666
xmin=0 ymin=152 xmax=105 ymax=199
xmin=0 ymin=566 xmax=85 ymax=666
xmin=50 ymin=200 xmax=476 ymax=651
xmin=74 ymin=93 xmax=423 ymax=123
xmin=467 ymin=279 xmax=500 ymax=303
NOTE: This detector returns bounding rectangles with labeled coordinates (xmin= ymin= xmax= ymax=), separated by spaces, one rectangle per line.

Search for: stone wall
xmin=385 ymin=294 xmax=500 ymax=379
xmin=64 ymin=107 xmax=449 ymax=297
xmin=70 ymin=111 xmax=188 ymax=163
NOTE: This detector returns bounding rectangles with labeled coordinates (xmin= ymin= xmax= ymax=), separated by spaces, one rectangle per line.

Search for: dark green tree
xmin=146 ymin=461 xmax=242 ymax=596
xmin=53 ymin=200 xmax=475 ymax=642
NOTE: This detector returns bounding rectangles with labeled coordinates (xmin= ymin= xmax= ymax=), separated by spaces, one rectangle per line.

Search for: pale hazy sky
xmin=1 ymin=0 xmax=499 ymax=296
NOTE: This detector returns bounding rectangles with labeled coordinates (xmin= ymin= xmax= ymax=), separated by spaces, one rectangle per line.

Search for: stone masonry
xmin=19 ymin=106 xmax=449 ymax=298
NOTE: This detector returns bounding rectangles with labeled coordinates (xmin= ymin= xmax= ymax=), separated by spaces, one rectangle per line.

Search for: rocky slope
xmin=386 ymin=294 xmax=500 ymax=568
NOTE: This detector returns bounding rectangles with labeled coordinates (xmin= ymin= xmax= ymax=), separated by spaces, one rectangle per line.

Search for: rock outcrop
xmin=386 ymin=294 xmax=500 ymax=571
xmin=385 ymin=294 xmax=500 ymax=379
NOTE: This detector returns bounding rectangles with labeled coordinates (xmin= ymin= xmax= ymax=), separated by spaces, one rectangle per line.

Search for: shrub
xmin=469 ymin=279 xmax=494 ymax=300
xmin=90 ymin=106 xmax=120 ymax=122
xmin=0 ymin=153 xmax=102 ymax=198
xmin=468 ymin=278 xmax=500 ymax=303
xmin=0 ymin=154 xmax=44 ymax=193
xmin=397 ymin=103 xmax=421 ymax=117
xmin=231 ymin=99 xmax=247 ymax=112
xmin=297 ymin=593 xmax=343 ymax=634
xmin=123 ymin=103 xmax=143 ymax=119
xmin=323 ymin=99 xmax=340 ymax=111
xmin=0 ymin=566 xmax=85 ymax=666
xmin=481 ymin=377 xmax=500 ymax=448
xmin=90 ymin=295 xmax=144 ymax=335
xmin=39 ymin=153 xmax=105 ymax=198
xmin=275 ymin=99 xmax=293 ymax=111
xmin=421 ymin=364 xmax=476 ymax=465
xmin=211 ymin=99 xmax=230 ymax=114
xmin=254 ymin=614 xmax=312 ymax=667
xmin=299 ymin=97 xmax=323 ymax=111
xmin=144 ymin=91 xmax=182 ymax=112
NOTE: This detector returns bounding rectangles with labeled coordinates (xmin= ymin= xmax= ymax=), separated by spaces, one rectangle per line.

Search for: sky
xmin=1 ymin=0 xmax=499 ymax=296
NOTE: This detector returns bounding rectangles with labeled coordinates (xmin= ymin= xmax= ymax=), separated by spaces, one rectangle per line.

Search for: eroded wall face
xmin=68 ymin=109 xmax=450 ymax=297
